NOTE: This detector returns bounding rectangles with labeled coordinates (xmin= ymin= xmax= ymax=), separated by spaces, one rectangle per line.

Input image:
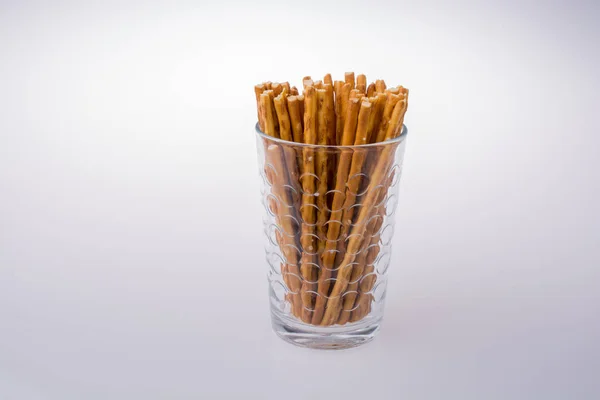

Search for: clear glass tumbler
xmin=256 ymin=124 xmax=408 ymax=349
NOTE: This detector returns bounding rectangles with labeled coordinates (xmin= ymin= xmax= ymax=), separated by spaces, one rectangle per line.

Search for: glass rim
xmin=255 ymin=123 xmax=408 ymax=149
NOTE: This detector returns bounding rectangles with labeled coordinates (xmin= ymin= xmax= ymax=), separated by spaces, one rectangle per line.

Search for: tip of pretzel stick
xmin=290 ymin=86 xmax=299 ymax=95
xmin=344 ymin=72 xmax=355 ymax=88
xmin=324 ymin=73 xmax=333 ymax=85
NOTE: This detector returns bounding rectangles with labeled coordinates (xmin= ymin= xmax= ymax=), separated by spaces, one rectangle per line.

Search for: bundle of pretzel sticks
xmin=255 ymin=72 xmax=408 ymax=326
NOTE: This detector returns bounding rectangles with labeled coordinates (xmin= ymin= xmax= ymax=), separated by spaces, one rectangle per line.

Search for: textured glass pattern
xmin=256 ymin=126 xmax=407 ymax=348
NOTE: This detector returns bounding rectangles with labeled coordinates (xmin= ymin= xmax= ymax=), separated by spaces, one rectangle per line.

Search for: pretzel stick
xmin=287 ymin=96 xmax=304 ymax=144
xmin=311 ymin=98 xmax=361 ymax=325
xmin=315 ymin=89 xmax=330 ymax=273
xmin=274 ymin=91 xmax=293 ymax=142
xmin=272 ymin=82 xmax=283 ymax=96
xmin=324 ymin=84 xmax=337 ymax=192
xmin=337 ymin=83 xmax=352 ymax=145
xmin=299 ymin=85 xmax=318 ymax=322
xmin=374 ymin=93 xmax=400 ymax=143
xmin=260 ymin=92 xmax=277 ymax=137
xmin=266 ymin=144 xmax=304 ymax=317
xmin=264 ymin=81 xmax=272 ymax=90
xmin=324 ymin=84 xmax=336 ymax=146
xmin=334 ymin=81 xmax=344 ymax=145
xmin=384 ymin=99 xmax=407 ymax=141
xmin=303 ymin=76 xmax=314 ymax=88
xmin=350 ymin=170 xmax=392 ymax=322
xmin=356 ymin=74 xmax=367 ymax=93
xmin=375 ymin=79 xmax=386 ymax=93
xmin=322 ymin=100 xmax=372 ymax=325
xmin=338 ymin=101 xmax=406 ymax=323
xmin=349 ymin=103 xmax=408 ymax=322
xmin=320 ymin=99 xmax=406 ymax=324
xmin=255 ymin=84 xmax=266 ymax=131
xmin=345 ymin=72 xmax=355 ymax=89
xmin=323 ymin=73 xmax=333 ymax=86
xmin=368 ymin=93 xmax=387 ymax=140
xmin=314 ymin=80 xmax=324 ymax=89
xmin=282 ymin=81 xmax=290 ymax=92
xmin=290 ymin=86 xmax=299 ymax=95
xmin=366 ymin=83 xmax=376 ymax=97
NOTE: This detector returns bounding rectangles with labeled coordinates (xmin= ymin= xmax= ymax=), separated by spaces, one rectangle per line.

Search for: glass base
xmin=271 ymin=311 xmax=381 ymax=350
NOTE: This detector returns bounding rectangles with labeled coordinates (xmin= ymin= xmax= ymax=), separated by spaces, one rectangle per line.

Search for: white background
xmin=1 ymin=1 xmax=599 ymax=398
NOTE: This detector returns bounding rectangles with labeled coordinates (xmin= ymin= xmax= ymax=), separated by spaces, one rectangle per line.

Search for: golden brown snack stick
xmin=314 ymin=80 xmax=324 ymax=89
xmin=274 ymin=93 xmax=293 ymax=142
xmin=344 ymin=72 xmax=355 ymax=89
xmin=324 ymin=84 xmax=336 ymax=146
xmin=266 ymin=144 xmax=303 ymax=316
xmin=272 ymin=82 xmax=283 ymax=96
xmin=265 ymin=90 xmax=280 ymax=135
xmin=375 ymin=79 xmax=386 ymax=93
xmin=384 ymin=99 xmax=407 ymax=141
xmin=387 ymin=86 xmax=400 ymax=95
xmin=337 ymin=245 xmax=369 ymax=325
xmin=315 ymin=89 xmax=330 ymax=272
xmin=333 ymin=81 xmax=344 ymax=145
xmin=260 ymin=92 xmax=278 ymax=137
xmin=299 ymin=85 xmax=318 ymax=322
xmin=263 ymin=81 xmax=272 ymax=90
xmin=303 ymin=76 xmax=314 ymax=88
xmin=290 ymin=86 xmax=299 ymax=95
xmin=337 ymin=83 xmax=352 ymax=144
xmin=255 ymin=84 xmax=266 ymax=131
xmin=374 ymin=93 xmax=400 ymax=143
xmin=297 ymin=94 xmax=305 ymax=125
xmin=326 ymin=101 xmax=372 ymax=325
xmin=282 ymin=81 xmax=290 ymax=92
xmin=366 ymin=83 xmax=376 ymax=97
xmin=367 ymin=93 xmax=386 ymax=143
xmin=287 ymin=96 xmax=304 ymax=144
xmin=356 ymin=74 xmax=367 ymax=93
xmin=320 ymin=146 xmax=397 ymax=325
xmin=311 ymin=98 xmax=361 ymax=324
xmin=323 ymin=73 xmax=333 ymax=86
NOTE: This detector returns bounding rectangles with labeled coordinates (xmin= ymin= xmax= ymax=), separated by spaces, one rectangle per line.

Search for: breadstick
xmin=311 ymin=98 xmax=361 ymax=325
